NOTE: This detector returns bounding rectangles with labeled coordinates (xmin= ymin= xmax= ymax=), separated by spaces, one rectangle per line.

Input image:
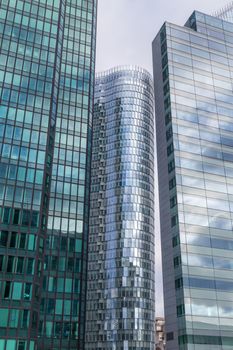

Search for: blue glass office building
xmin=85 ymin=67 xmax=155 ymax=350
xmin=215 ymin=2 xmax=233 ymax=23
xmin=153 ymin=10 xmax=233 ymax=350
xmin=0 ymin=1 xmax=97 ymax=349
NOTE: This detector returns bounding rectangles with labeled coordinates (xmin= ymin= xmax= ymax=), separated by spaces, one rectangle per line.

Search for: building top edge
xmin=213 ymin=1 xmax=233 ymax=18
xmin=95 ymin=65 xmax=152 ymax=81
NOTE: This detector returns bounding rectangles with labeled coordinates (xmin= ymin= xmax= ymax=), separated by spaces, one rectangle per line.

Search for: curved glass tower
xmin=85 ymin=66 xmax=155 ymax=350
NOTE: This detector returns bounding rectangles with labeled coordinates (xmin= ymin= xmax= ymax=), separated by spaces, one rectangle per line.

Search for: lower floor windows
xmin=178 ymin=334 xmax=233 ymax=346
xmin=0 ymin=340 xmax=34 ymax=350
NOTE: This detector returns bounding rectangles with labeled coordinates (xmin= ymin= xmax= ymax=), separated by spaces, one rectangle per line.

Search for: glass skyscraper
xmin=85 ymin=66 xmax=155 ymax=350
xmin=0 ymin=1 xmax=97 ymax=349
xmin=153 ymin=11 xmax=233 ymax=350
xmin=215 ymin=2 xmax=233 ymax=23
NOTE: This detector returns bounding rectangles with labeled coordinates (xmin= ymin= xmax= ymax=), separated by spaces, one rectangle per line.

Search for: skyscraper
xmin=215 ymin=2 xmax=233 ymax=23
xmin=153 ymin=11 xmax=233 ymax=350
xmin=85 ymin=66 xmax=155 ymax=350
xmin=0 ymin=1 xmax=97 ymax=349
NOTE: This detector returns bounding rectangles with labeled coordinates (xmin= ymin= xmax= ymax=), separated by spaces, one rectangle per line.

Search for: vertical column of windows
xmin=160 ymin=27 xmax=184 ymax=320
xmin=39 ymin=1 xmax=97 ymax=350
xmin=0 ymin=0 xmax=60 ymax=349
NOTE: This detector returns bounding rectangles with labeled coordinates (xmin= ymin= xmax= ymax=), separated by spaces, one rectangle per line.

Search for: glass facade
xmin=153 ymin=11 xmax=233 ymax=350
xmin=85 ymin=66 xmax=155 ymax=350
xmin=215 ymin=2 xmax=233 ymax=23
xmin=0 ymin=0 xmax=97 ymax=349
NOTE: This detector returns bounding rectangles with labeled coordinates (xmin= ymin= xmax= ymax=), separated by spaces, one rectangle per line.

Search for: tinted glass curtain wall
xmin=0 ymin=1 xmax=97 ymax=350
xmin=85 ymin=66 xmax=155 ymax=350
xmin=215 ymin=2 xmax=233 ymax=23
xmin=153 ymin=11 xmax=233 ymax=350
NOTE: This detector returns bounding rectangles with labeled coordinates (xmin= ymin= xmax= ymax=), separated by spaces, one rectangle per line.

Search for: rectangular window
xmin=68 ymin=258 xmax=74 ymax=272
xmin=168 ymin=159 xmax=175 ymax=173
xmin=19 ymin=233 xmax=26 ymax=249
xmin=162 ymin=67 xmax=169 ymax=82
xmin=4 ymin=281 xmax=11 ymax=299
xmin=13 ymin=209 xmax=20 ymax=224
xmin=31 ymin=211 xmax=39 ymax=227
xmin=47 ymin=299 xmax=55 ymax=314
xmin=17 ymin=257 xmax=24 ymax=273
xmin=171 ymin=215 xmax=178 ymax=227
xmin=0 ymin=255 xmax=4 ymax=271
xmin=27 ymin=258 xmax=34 ymax=274
xmin=0 ymin=309 xmax=9 ymax=327
xmin=2 ymin=207 xmax=11 ymax=224
xmin=167 ymin=143 xmax=174 ymax=156
xmin=35 ymin=285 xmax=39 ymax=301
xmin=55 ymin=322 xmax=62 ymax=337
xmin=10 ymin=232 xmax=17 ymax=247
xmin=60 ymin=237 xmax=67 ymax=251
xmin=22 ymin=210 xmax=30 ymax=226
xmin=7 ymin=256 xmax=14 ymax=272
xmin=51 ymin=257 xmax=58 ymax=270
xmin=177 ymin=304 xmax=185 ymax=317
xmin=164 ymin=95 xmax=171 ymax=110
xmin=55 ymin=300 xmax=63 ymax=315
xmin=24 ymin=283 xmax=31 ymax=300
xmin=172 ymin=235 xmax=180 ymax=247
xmin=28 ymin=235 xmax=35 ymax=250
xmin=72 ymin=300 xmax=79 ymax=316
xmin=21 ymin=310 xmax=29 ymax=328
xmin=166 ymin=126 xmax=173 ymax=141
xmin=165 ymin=112 xmax=172 ymax=125
xmin=174 ymin=256 xmax=181 ymax=268
xmin=161 ymin=41 xmax=167 ymax=55
xmin=0 ymin=231 xmax=8 ymax=247
xmin=0 ymin=164 xmax=7 ymax=178
xmin=30 ymin=311 xmax=38 ymax=328
xmin=18 ymin=341 xmax=26 ymax=350
xmin=175 ymin=277 xmax=183 ymax=289
xmin=12 ymin=282 xmax=22 ymax=300
xmin=167 ymin=332 xmax=174 ymax=341
xmin=170 ymin=196 xmax=177 ymax=208
xmin=162 ymin=53 xmax=168 ymax=69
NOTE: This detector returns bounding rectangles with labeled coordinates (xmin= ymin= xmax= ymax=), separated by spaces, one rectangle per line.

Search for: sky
xmin=96 ymin=0 xmax=230 ymax=74
xmin=96 ymin=0 xmax=231 ymax=316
